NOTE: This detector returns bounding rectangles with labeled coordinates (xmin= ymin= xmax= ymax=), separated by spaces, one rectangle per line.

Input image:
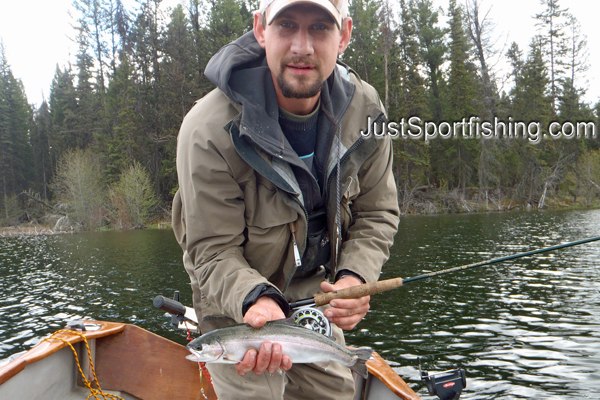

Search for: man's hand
xmin=321 ymin=276 xmax=370 ymax=330
xmin=236 ymin=296 xmax=292 ymax=376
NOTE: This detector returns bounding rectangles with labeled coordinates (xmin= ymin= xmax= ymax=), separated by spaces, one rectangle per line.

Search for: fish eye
xmin=194 ymin=344 xmax=203 ymax=351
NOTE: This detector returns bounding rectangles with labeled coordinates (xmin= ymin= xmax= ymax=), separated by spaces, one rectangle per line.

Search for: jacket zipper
xmin=289 ymin=222 xmax=303 ymax=267
xmin=325 ymin=112 xmax=385 ymax=202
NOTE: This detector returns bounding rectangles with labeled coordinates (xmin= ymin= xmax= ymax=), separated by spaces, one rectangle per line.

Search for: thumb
xmin=320 ymin=280 xmax=336 ymax=293
xmin=246 ymin=311 xmax=267 ymax=328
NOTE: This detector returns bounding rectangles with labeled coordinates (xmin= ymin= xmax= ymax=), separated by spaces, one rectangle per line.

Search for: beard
xmin=277 ymin=57 xmax=324 ymax=99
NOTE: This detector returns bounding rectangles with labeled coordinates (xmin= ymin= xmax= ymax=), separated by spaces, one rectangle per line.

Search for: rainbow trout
xmin=186 ymin=320 xmax=373 ymax=378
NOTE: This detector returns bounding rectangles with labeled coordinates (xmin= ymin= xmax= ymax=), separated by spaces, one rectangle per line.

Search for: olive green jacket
xmin=172 ymin=32 xmax=399 ymax=333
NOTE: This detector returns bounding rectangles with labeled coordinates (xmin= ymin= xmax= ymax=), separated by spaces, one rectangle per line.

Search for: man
xmin=172 ymin=0 xmax=399 ymax=398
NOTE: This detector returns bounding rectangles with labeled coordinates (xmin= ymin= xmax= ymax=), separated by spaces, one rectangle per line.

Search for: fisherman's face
xmin=254 ymin=5 xmax=352 ymax=103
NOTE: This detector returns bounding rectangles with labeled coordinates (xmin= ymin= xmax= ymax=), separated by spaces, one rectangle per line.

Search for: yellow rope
xmin=42 ymin=329 xmax=125 ymax=400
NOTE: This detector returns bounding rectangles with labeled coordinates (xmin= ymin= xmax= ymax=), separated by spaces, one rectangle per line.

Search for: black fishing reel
xmin=419 ymin=358 xmax=466 ymax=400
xmin=291 ymin=306 xmax=331 ymax=336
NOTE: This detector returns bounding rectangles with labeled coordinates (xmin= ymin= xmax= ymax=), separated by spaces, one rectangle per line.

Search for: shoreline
xmin=0 ymin=222 xmax=173 ymax=238
xmin=0 ymin=225 xmax=70 ymax=238
xmin=2 ymin=200 xmax=598 ymax=238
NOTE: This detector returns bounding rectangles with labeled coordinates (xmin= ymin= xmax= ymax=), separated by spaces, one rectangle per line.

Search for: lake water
xmin=1 ymin=209 xmax=600 ymax=399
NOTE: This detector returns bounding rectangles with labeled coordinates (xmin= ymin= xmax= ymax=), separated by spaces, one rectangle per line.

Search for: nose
xmin=290 ymin=28 xmax=314 ymax=56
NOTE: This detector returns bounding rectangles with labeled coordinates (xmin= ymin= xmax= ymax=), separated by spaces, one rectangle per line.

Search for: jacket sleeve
xmin=173 ymin=91 xmax=286 ymax=324
xmin=337 ymin=136 xmax=400 ymax=284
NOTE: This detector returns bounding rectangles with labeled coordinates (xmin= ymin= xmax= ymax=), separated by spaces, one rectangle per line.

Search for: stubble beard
xmin=277 ymin=58 xmax=323 ymax=99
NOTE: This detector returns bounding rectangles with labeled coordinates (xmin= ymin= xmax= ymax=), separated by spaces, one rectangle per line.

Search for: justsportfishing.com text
xmin=361 ymin=116 xmax=597 ymax=144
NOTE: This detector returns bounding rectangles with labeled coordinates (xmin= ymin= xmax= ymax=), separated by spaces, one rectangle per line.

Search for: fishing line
xmin=291 ymin=235 xmax=600 ymax=309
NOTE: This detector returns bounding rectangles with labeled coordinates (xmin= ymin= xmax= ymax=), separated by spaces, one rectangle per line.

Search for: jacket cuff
xmin=335 ymin=269 xmax=366 ymax=284
xmin=242 ymin=284 xmax=291 ymax=317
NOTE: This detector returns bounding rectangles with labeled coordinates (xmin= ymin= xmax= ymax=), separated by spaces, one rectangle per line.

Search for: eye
xmin=313 ymin=24 xmax=328 ymax=31
xmin=280 ymin=21 xmax=295 ymax=29
xmin=194 ymin=344 xmax=203 ymax=351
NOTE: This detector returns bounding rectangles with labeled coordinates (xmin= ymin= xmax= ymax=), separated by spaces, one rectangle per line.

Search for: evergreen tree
xmin=105 ymin=0 xmax=131 ymax=76
xmin=377 ymin=0 xmax=396 ymax=114
xmin=103 ymin=55 xmax=141 ymax=183
xmin=509 ymin=37 xmax=553 ymax=205
xmin=511 ymin=37 xmax=552 ymax=126
xmin=205 ymin=0 xmax=253 ymax=55
xmin=397 ymin=0 xmax=428 ymax=120
xmin=74 ymin=25 xmax=100 ymax=149
xmin=413 ymin=0 xmax=446 ymax=122
xmin=30 ymin=101 xmax=53 ymax=199
xmin=446 ymin=0 xmax=480 ymax=120
xmin=73 ymin=0 xmax=109 ymax=96
xmin=434 ymin=0 xmax=481 ymax=194
xmin=0 ymin=45 xmax=34 ymax=218
xmin=506 ymin=42 xmax=524 ymax=86
xmin=129 ymin=0 xmax=167 ymax=195
xmin=466 ymin=0 xmax=497 ymax=119
xmin=394 ymin=0 xmax=430 ymax=195
xmin=535 ymin=0 xmax=568 ymax=117
xmin=162 ymin=4 xmax=199 ymax=121
xmin=343 ymin=0 xmax=383 ymax=90
xmin=48 ymin=65 xmax=78 ymax=166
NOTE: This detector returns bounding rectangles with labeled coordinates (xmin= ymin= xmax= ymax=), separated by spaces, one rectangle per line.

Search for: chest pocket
xmin=243 ymin=175 xmax=298 ymax=278
xmin=244 ymin=176 xmax=297 ymax=228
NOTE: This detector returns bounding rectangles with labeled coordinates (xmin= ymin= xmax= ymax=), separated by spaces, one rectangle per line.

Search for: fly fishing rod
xmin=290 ymin=235 xmax=600 ymax=310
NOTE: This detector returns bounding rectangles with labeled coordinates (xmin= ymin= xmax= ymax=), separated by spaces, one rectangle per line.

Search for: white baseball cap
xmin=259 ymin=0 xmax=348 ymax=29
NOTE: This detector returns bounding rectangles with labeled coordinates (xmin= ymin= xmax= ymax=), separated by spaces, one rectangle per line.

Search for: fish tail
xmin=350 ymin=347 xmax=373 ymax=379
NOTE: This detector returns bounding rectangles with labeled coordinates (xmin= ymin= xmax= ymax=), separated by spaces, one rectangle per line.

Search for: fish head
xmin=186 ymin=338 xmax=224 ymax=363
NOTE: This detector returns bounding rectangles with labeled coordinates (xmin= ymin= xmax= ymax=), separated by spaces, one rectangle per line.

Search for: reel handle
xmin=153 ymin=295 xmax=186 ymax=316
xmin=314 ymin=277 xmax=404 ymax=306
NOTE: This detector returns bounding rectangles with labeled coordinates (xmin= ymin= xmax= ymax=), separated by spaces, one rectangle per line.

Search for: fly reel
xmin=291 ymin=307 xmax=331 ymax=336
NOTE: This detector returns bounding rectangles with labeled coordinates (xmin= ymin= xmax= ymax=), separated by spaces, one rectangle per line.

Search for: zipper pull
xmin=289 ymin=223 xmax=302 ymax=267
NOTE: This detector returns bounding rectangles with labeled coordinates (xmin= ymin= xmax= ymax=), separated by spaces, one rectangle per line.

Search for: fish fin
xmin=221 ymin=347 xmax=242 ymax=364
xmin=272 ymin=317 xmax=298 ymax=325
xmin=350 ymin=347 xmax=373 ymax=379
xmin=220 ymin=358 xmax=241 ymax=364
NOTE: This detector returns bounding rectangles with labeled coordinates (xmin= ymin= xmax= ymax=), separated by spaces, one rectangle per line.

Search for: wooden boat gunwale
xmin=0 ymin=321 xmax=125 ymax=386
xmin=0 ymin=320 xmax=422 ymax=400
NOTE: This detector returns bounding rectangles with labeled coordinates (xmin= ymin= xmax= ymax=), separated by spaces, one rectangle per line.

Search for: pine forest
xmin=1 ymin=0 xmax=599 ymax=231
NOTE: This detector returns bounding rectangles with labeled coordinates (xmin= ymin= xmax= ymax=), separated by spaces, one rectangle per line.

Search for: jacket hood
xmin=205 ymin=31 xmax=267 ymax=105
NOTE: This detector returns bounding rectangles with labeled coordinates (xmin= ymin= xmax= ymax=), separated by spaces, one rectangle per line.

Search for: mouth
xmin=286 ymin=63 xmax=316 ymax=75
xmin=186 ymin=349 xmax=203 ymax=362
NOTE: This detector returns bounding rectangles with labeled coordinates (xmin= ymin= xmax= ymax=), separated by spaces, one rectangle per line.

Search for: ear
xmin=253 ymin=11 xmax=266 ymax=49
xmin=338 ymin=17 xmax=352 ymax=55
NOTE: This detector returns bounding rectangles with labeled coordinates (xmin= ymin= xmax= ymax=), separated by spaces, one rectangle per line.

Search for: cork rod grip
xmin=313 ymin=277 xmax=404 ymax=307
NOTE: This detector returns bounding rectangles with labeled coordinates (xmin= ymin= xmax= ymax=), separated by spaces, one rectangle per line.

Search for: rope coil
xmin=41 ymin=329 xmax=125 ymax=400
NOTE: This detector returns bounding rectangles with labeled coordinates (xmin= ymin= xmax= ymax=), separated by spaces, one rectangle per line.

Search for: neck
xmin=272 ymin=75 xmax=321 ymax=116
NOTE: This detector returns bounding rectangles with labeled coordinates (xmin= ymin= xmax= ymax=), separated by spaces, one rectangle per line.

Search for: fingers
xmin=320 ymin=277 xmax=371 ymax=330
xmin=330 ymin=296 xmax=370 ymax=311
xmin=235 ymin=342 xmax=293 ymax=377
xmin=281 ymin=355 xmax=292 ymax=371
xmin=253 ymin=342 xmax=272 ymax=374
xmin=267 ymin=343 xmax=282 ymax=374
xmin=235 ymin=348 xmax=257 ymax=376
xmin=324 ymin=295 xmax=370 ymax=330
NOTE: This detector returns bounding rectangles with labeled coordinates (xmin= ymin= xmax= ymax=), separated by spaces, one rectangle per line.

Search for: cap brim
xmin=265 ymin=0 xmax=342 ymax=29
